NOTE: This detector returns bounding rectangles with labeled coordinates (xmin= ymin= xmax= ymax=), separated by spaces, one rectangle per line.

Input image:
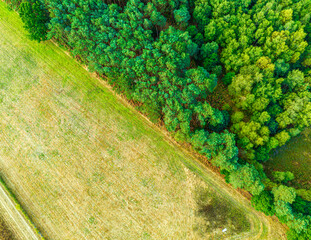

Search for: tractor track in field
xmin=0 ymin=182 xmax=41 ymax=240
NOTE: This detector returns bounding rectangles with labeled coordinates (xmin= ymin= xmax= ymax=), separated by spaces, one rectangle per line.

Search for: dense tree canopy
xmin=251 ymin=190 xmax=275 ymax=216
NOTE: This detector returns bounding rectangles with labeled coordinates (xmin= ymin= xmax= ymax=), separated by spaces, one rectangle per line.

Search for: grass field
xmin=0 ymin=2 xmax=287 ymax=239
xmin=266 ymin=128 xmax=311 ymax=190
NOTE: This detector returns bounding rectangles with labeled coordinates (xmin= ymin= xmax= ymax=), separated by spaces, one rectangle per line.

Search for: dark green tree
xmin=19 ymin=0 xmax=49 ymax=42
xmin=251 ymin=190 xmax=275 ymax=216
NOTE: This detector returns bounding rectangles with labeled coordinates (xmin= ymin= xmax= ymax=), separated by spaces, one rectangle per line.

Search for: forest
xmin=4 ymin=0 xmax=311 ymax=238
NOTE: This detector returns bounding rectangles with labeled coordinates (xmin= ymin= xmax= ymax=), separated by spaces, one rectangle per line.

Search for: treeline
xmin=6 ymin=0 xmax=311 ymax=238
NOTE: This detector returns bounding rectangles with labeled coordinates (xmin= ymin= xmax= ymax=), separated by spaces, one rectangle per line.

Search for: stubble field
xmin=0 ymin=216 xmax=14 ymax=240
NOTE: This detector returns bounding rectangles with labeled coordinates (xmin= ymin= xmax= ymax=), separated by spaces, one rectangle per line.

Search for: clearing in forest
xmin=267 ymin=128 xmax=311 ymax=190
xmin=0 ymin=2 xmax=285 ymax=239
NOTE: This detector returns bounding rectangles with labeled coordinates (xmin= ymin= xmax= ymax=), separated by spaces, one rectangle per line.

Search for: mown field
xmin=267 ymin=128 xmax=311 ymax=190
xmin=0 ymin=217 xmax=14 ymax=240
xmin=0 ymin=2 xmax=286 ymax=239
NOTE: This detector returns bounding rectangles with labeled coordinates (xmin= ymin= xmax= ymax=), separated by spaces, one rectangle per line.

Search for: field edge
xmin=0 ymin=175 xmax=44 ymax=240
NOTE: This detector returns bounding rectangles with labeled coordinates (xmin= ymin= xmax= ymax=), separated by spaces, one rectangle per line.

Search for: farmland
xmin=0 ymin=217 xmax=13 ymax=240
xmin=0 ymin=2 xmax=288 ymax=239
